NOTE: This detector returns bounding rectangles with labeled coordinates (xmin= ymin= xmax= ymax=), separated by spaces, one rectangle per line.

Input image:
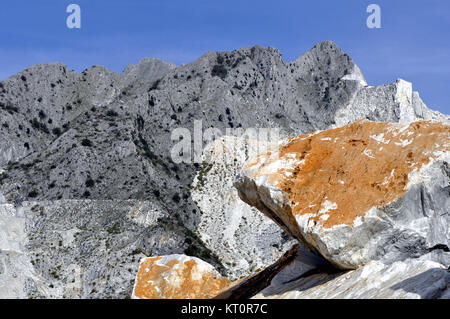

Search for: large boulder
xmin=132 ymin=254 xmax=231 ymax=299
xmin=234 ymin=120 xmax=450 ymax=269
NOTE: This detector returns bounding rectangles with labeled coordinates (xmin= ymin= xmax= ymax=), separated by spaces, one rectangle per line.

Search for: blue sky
xmin=0 ymin=0 xmax=449 ymax=114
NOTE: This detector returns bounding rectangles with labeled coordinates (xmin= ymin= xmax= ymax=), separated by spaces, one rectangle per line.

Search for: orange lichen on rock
xmin=244 ymin=120 xmax=449 ymax=229
xmin=132 ymin=255 xmax=231 ymax=299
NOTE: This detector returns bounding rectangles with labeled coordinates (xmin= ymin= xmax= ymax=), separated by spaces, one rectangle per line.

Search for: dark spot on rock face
xmin=428 ymin=244 xmax=450 ymax=253
xmin=172 ymin=193 xmax=181 ymax=203
xmin=211 ymin=65 xmax=227 ymax=80
xmin=28 ymin=190 xmax=38 ymax=198
xmin=31 ymin=118 xmax=50 ymax=134
xmin=149 ymin=79 xmax=161 ymax=91
xmin=106 ymin=110 xmax=118 ymax=117
xmin=52 ymin=127 xmax=62 ymax=136
xmin=38 ymin=110 xmax=47 ymax=119
xmin=21 ymin=75 xmax=27 ymax=81
xmin=85 ymin=178 xmax=95 ymax=188
xmin=136 ymin=115 xmax=145 ymax=131
xmin=0 ymin=102 xmax=19 ymax=114
xmin=81 ymin=138 xmax=92 ymax=147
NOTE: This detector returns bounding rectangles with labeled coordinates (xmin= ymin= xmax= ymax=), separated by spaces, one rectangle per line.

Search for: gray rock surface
xmin=191 ymin=136 xmax=296 ymax=280
xmin=0 ymin=40 xmax=448 ymax=297
xmin=334 ymin=79 xmax=449 ymax=127
xmin=216 ymin=245 xmax=449 ymax=299
xmin=253 ymin=257 xmax=449 ymax=299
xmin=0 ymin=200 xmax=217 ymax=298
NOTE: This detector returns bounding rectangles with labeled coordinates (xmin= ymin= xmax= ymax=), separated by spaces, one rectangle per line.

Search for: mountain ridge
xmin=0 ymin=41 xmax=448 ymax=298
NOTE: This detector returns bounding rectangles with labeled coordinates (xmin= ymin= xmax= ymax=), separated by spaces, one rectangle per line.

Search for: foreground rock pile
xmin=134 ymin=120 xmax=449 ymax=299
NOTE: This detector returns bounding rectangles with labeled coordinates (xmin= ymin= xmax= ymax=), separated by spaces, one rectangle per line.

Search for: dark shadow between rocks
xmin=390 ymin=267 xmax=449 ymax=299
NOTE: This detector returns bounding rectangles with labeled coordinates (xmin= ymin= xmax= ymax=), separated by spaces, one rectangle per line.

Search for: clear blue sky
xmin=0 ymin=0 xmax=449 ymax=114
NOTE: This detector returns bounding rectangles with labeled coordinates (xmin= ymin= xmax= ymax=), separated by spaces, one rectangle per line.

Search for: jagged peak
xmin=1 ymin=62 xmax=70 ymax=83
xmin=294 ymin=40 xmax=366 ymax=84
